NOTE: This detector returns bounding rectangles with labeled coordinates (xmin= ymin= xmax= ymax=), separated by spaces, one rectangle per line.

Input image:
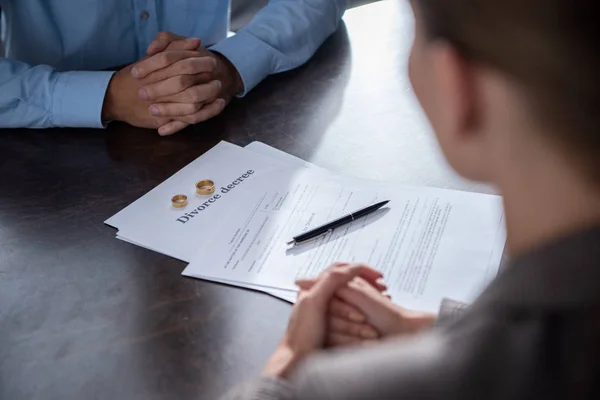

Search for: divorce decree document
xmin=184 ymin=170 xmax=505 ymax=312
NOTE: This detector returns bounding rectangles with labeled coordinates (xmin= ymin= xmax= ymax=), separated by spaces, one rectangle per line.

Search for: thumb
xmin=310 ymin=265 xmax=365 ymax=305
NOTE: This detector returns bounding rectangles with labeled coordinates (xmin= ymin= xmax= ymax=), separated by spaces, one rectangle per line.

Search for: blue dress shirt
xmin=0 ymin=0 xmax=346 ymax=129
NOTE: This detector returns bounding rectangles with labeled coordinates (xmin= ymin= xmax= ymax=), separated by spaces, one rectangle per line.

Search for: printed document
xmin=105 ymin=141 xmax=316 ymax=302
xmin=184 ymin=169 xmax=505 ymax=312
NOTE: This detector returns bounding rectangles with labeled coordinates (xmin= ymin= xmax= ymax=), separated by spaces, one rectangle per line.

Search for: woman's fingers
xmin=298 ymin=276 xmax=387 ymax=295
xmin=326 ymin=333 xmax=377 ymax=347
xmin=308 ymin=265 xmax=366 ymax=307
xmin=371 ymin=278 xmax=388 ymax=292
xmin=358 ymin=265 xmax=384 ymax=282
xmin=328 ymin=316 xmax=379 ymax=339
xmin=329 ymin=298 xmax=366 ymax=323
xmin=327 ymin=332 xmax=361 ymax=347
xmin=295 ymin=263 xmax=349 ymax=289
xmin=336 ymin=279 xmax=384 ymax=309
xmin=295 ymin=263 xmax=385 ymax=292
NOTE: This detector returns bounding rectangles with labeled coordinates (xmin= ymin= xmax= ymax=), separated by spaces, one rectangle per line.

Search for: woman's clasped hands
xmin=262 ymin=263 xmax=437 ymax=378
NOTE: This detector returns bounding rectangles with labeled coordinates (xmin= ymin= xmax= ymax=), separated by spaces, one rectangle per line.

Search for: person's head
xmin=408 ymin=0 xmax=599 ymax=193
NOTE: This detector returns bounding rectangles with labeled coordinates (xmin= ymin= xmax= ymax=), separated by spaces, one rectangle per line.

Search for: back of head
xmin=417 ymin=0 xmax=599 ymax=185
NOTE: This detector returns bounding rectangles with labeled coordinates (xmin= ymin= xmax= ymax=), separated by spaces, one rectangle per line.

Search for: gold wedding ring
xmin=171 ymin=194 xmax=188 ymax=208
xmin=196 ymin=179 xmax=215 ymax=195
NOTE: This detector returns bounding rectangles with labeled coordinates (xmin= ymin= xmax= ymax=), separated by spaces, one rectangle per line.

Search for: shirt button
xmin=140 ymin=11 xmax=150 ymax=20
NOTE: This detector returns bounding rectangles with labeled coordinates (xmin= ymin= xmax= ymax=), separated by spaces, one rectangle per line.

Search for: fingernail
xmin=150 ymin=105 xmax=160 ymax=116
xmin=360 ymin=328 xmax=378 ymax=339
xmin=188 ymin=37 xmax=200 ymax=43
xmin=348 ymin=312 xmax=365 ymax=323
xmin=138 ymin=88 xmax=147 ymax=100
xmin=158 ymin=126 xmax=168 ymax=136
xmin=131 ymin=67 xmax=140 ymax=78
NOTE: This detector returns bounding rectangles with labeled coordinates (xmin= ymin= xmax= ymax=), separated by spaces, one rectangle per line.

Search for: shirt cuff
xmin=434 ymin=298 xmax=470 ymax=328
xmin=209 ymin=31 xmax=274 ymax=97
xmin=51 ymin=70 xmax=115 ymax=128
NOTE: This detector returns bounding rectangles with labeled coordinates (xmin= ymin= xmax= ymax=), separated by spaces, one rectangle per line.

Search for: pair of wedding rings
xmin=171 ymin=179 xmax=215 ymax=208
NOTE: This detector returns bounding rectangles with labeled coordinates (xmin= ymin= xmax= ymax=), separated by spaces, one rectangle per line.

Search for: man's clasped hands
xmin=262 ymin=263 xmax=438 ymax=378
xmin=101 ymin=32 xmax=243 ymax=136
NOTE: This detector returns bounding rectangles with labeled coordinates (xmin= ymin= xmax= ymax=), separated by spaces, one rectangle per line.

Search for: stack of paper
xmin=106 ymin=141 xmax=505 ymax=312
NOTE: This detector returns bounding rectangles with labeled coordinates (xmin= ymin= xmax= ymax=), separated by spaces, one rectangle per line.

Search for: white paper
xmin=106 ymin=140 xmax=505 ymax=309
xmin=106 ymin=141 xmax=315 ymax=303
xmin=107 ymin=141 xmax=320 ymax=229
xmin=113 ymin=234 xmax=298 ymax=302
xmin=245 ymin=142 xmax=327 ymax=172
xmin=184 ymin=169 xmax=506 ymax=312
xmin=108 ymin=142 xmax=296 ymax=260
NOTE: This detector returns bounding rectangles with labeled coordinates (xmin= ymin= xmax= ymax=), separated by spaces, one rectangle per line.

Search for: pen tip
xmin=286 ymin=240 xmax=295 ymax=246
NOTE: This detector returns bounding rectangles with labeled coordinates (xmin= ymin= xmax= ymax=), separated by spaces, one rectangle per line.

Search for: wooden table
xmin=0 ymin=1 xmax=493 ymax=398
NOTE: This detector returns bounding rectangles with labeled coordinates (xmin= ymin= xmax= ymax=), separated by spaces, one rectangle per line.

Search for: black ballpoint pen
xmin=286 ymin=200 xmax=390 ymax=246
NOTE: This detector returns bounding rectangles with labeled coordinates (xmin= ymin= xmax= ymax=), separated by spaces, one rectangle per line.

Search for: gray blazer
xmin=224 ymin=226 xmax=600 ymax=399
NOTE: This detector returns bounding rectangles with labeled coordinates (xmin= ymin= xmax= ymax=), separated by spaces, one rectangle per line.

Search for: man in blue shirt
xmin=0 ymin=0 xmax=346 ymax=135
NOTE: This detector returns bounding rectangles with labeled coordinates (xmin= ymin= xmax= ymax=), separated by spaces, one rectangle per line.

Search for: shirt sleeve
xmin=434 ymin=298 xmax=470 ymax=328
xmin=220 ymin=377 xmax=296 ymax=400
xmin=0 ymin=58 xmax=114 ymax=129
xmin=220 ymin=333 xmax=459 ymax=400
xmin=209 ymin=0 xmax=347 ymax=96
xmin=220 ymin=300 xmax=472 ymax=400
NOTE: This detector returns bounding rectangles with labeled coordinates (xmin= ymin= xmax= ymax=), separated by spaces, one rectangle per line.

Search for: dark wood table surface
xmin=0 ymin=1 xmax=494 ymax=399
